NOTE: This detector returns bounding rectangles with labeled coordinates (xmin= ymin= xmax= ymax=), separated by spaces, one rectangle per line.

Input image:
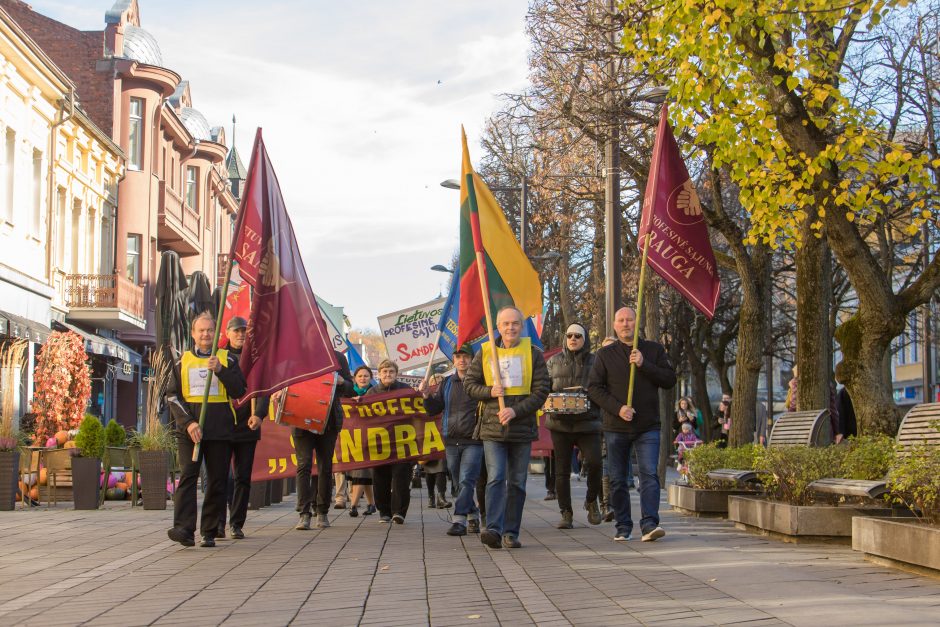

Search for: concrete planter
xmin=853 ymin=517 xmax=940 ymax=575
xmin=667 ymin=483 xmax=756 ymax=516
xmin=728 ymin=495 xmax=893 ymax=542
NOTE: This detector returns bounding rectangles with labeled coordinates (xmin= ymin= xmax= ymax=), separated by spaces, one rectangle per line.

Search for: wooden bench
xmin=808 ymin=402 xmax=940 ymax=500
xmin=706 ymin=409 xmax=830 ymax=485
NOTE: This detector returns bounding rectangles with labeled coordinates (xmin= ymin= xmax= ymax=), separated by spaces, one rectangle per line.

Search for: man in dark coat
xmin=464 ymin=306 xmax=551 ymax=550
xmin=546 ymin=323 xmax=603 ymax=529
xmin=293 ymin=350 xmax=354 ymax=531
xmin=218 ymin=316 xmax=268 ymax=540
xmin=588 ymin=307 xmax=676 ymax=543
xmin=421 ymin=343 xmax=482 ymax=536
xmin=166 ymin=312 xmax=247 ymax=547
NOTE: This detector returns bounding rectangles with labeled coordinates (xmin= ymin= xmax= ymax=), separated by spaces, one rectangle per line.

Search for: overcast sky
xmin=30 ymin=0 xmax=530 ymax=331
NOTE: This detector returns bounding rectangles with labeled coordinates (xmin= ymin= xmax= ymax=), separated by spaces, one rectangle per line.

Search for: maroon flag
xmin=638 ymin=105 xmax=720 ymax=318
xmin=231 ymin=129 xmax=339 ymax=404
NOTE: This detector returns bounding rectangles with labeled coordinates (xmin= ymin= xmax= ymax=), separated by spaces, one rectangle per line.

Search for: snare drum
xmin=542 ymin=392 xmax=590 ymax=414
xmin=270 ymin=372 xmax=337 ymax=433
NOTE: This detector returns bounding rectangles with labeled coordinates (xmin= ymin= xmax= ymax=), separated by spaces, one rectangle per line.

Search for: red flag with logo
xmin=638 ymin=105 xmax=720 ymax=318
xmin=217 ymin=282 xmax=251 ymax=349
xmin=231 ymin=129 xmax=339 ymax=404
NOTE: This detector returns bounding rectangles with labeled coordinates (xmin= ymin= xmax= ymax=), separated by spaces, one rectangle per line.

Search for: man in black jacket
xmin=421 ymin=343 xmax=482 ymax=537
xmin=293 ymin=350 xmax=354 ymax=531
xmin=465 ymin=307 xmax=551 ymax=550
xmin=546 ymin=323 xmax=603 ymax=529
xmin=588 ymin=307 xmax=676 ymax=543
xmin=166 ymin=312 xmax=247 ymax=548
xmin=218 ymin=316 xmax=268 ymax=540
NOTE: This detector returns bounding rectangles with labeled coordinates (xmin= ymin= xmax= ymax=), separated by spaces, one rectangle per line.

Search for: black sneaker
xmin=167 ymin=527 xmax=195 ymax=547
xmin=502 ymin=535 xmax=521 ymax=549
xmin=467 ymin=519 xmax=480 ymax=534
xmin=200 ymin=535 xmax=216 ymax=548
xmin=446 ymin=522 xmax=467 ymax=536
xmin=480 ymin=529 xmax=502 ymax=549
xmin=437 ymin=494 xmax=452 ymax=509
xmin=603 ymin=506 xmax=615 ymax=523
xmin=364 ymin=505 xmax=376 ymax=516
xmin=349 ymin=506 xmax=359 ymax=517
xmin=391 ymin=514 xmax=405 ymax=524
xmin=217 ymin=525 xmax=226 ymax=539
xmin=231 ymin=526 xmax=245 ymax=540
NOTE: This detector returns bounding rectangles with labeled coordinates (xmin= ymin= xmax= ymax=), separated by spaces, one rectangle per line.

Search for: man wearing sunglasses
xmin=545 ymin=323 xmax=603 ymax=530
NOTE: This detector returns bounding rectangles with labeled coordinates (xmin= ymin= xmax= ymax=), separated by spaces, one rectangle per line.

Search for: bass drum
xmin=270 ymin=372 xmax=338 ymax=434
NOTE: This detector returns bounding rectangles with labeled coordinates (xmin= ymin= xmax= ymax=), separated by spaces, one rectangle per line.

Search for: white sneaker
xmin=641 ymin=527 xmax=665 ymax=542
xmin=614 ymin=533 xmax=632 ymax=541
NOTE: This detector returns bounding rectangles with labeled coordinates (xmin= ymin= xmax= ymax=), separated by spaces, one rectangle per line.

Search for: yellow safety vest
xmin=181 ymin=349 xmax=232 ymax=404
xmin=481 ymin=337 xmax=532 ymax=396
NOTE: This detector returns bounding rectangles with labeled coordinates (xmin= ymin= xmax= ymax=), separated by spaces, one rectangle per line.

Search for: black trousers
xmin=544 ymin=450 xmax=556 ymax=491
xmin=174 ymin=436 xmax=231 ymax=538
xmin=550 ymin=430 xmax=602 ymax=513
xmin=294 ymin=428 xmax=338 ymax=516
xmin=220 ymin=439 xmax=258 ymax=529
xmin=425 ymin=471 xmax=446 ymax=499
xmin=476 ymin=462 xmax=487 ymax=517
xmin=373 ymin=462 xmax=413 ymax=518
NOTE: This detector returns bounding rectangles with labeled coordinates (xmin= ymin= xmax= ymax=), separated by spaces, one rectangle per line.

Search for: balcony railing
xmin=65 ymin=274 xmax=145 ymax=320
xmin=158 ymin=180 xmax=200 ymax=242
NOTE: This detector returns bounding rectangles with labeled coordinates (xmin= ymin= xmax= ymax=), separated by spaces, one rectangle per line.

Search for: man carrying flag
xmin=454 ymin=127 xmax=548 ymax=549
xmin=588 ymin=103 xmax=713 ymax=544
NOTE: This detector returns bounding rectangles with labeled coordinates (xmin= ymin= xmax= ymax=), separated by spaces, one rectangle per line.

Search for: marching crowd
xmin=164 ymin=304 xmax=678 ymax=549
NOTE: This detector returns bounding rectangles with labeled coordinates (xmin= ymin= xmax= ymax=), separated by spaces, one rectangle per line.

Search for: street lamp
xmin=603 ymin=83 xmax=669 ymax=336
xmin=440 ymin=176 xmax=529 ymax=253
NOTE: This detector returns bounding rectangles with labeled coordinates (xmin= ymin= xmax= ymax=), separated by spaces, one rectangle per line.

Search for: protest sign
xmin=377 ymin=298 xmax=447 ymax=371
xmin=252 ymin=388 xmax=444 ymax=481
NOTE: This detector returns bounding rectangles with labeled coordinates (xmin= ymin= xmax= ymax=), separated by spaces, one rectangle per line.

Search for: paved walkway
xmin=0 ymin=476 xmax=938 ymax=627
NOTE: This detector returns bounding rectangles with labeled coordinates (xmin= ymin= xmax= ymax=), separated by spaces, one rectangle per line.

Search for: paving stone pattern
xmin=0 ymin=475 xmax=938 ymax=626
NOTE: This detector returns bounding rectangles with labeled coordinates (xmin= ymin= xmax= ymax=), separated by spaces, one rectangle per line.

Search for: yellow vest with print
xmin=181 ymin=349 xmax=234 ymax=407
xmin=481 ymin=337 xmax=532 ymax=396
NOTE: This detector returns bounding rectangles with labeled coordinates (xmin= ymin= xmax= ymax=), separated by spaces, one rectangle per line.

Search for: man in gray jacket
xmin=464 ymin=307 xmax=550 ymax=549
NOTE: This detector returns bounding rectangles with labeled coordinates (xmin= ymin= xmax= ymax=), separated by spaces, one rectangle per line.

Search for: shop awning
xmin=0 ymin=309 xmax=51 ymax=343
xmin=53 ymin=321 xmax=142 ymax=367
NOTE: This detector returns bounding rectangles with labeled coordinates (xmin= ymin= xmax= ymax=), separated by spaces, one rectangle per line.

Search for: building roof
xmin=122 ymin=24 xmax=162 ymax=66
xmin=226 ymin=145 xmax=247 ymax=180
xmin=180 ymin=106 xmax=212 ymax=141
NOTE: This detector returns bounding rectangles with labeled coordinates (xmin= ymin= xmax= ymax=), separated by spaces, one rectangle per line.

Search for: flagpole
xmin=626 ymin=233 xmax=652 ymax=407
xmin=466 ymin=173 xmax=506 ymax=412
xmin=192 ymin=255 xmax=236 ymax=462
xmin=421 ymin=330 xmax=442 ymax=388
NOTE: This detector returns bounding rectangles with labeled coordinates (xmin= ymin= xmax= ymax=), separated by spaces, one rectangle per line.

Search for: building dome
xmin=180 ymin=107 xmax=212 ymax=141
xmin=122 ymin=25 xmax=163 ymax=66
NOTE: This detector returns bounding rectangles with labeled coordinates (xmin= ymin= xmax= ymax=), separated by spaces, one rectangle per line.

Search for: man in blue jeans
xmin=421 ymin=343 xmax=483 ymax=536
xmin=588 ymin=307 xmax=676 ymax=542
xmin=464 ymin=307 xmax=551 ymax=549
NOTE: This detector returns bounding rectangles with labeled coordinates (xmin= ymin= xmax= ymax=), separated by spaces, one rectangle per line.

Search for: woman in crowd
xmin=674 ymin=397 xmax=702 ymax=438
xmin=348 ymin=365 xmax=377 ymax=517
xmin=365 ymin=360 xmax=414 ymax=524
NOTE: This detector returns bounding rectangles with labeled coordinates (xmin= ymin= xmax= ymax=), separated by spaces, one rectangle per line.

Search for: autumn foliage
xmin=31 ymin=331 xmax=91 ymax=443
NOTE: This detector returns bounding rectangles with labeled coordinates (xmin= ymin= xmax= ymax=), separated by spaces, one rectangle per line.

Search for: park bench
xmin=807 ymin=402 xmax=940 ymax=501
xmin=706 ymin=409 xmax=830 ymax=486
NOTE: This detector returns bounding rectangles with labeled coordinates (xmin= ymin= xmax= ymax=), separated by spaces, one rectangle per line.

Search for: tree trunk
xmin=729 ymin=284 xmax=764 ymax=446
xmin=834 ymin=313 xmax=903 ymax=436
xmin=795 ymin=234 xmax=831 ymax=412
xmin=690 ymin=359 xmax=714 ymax=442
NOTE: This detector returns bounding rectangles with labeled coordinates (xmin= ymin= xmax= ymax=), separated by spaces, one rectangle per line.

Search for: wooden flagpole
xmin=626 ymin=233 xmax=652 ymax=408
xmin=466 ymin=173 xmax=506 ymax=412
xmin=420 ymin=330 xmax=442 ymax=388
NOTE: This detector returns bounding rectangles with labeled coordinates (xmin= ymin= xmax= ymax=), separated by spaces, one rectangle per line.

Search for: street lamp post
xmin=440 ymin=176 xmax=528 ymax=253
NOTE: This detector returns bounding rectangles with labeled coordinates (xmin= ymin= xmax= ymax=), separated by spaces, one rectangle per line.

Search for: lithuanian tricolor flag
xmin=457 ymin=127 xmax=542 ymax=348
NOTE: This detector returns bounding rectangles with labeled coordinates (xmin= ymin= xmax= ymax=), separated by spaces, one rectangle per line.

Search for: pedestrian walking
xmin=367 ymin=360 xmax=414 ymax=524
xmin=347 ymin=365 xmax=377 ymax=517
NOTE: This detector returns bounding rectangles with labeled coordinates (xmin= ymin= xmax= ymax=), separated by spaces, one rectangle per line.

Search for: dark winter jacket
xmin=166 ymin=348 xmax=247 ymax=441
xmin=463 ymin=340 xmax=551 ymax=442
xmin=545 ymin=334 xmax=601 ymax=434
xmin=424 ymin=373 xmax=479 ymax=445
xmin=587 ymin=338 xmax=676 ymax=435
xmin=226 ymin=344 xmax=268 ymax=443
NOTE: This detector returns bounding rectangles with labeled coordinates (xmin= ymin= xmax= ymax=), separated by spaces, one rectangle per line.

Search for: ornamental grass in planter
xmin=130 ymin=423 xmax=175 ymax=510
xmin=729 ymin=437 xmax=896 ymax=540
xmin=668 ymin=443 xmax=762 ymax=515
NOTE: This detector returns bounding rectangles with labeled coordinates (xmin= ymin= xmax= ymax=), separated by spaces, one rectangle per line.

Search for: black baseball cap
xmin=226 ymin=316 xmax=248 ymax=330
xmin=455 ymin=343 xmax=474 ymax=356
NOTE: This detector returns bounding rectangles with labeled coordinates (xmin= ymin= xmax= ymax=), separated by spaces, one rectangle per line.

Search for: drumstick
xmin=562 ymin=386 xmax=584 ymax=391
